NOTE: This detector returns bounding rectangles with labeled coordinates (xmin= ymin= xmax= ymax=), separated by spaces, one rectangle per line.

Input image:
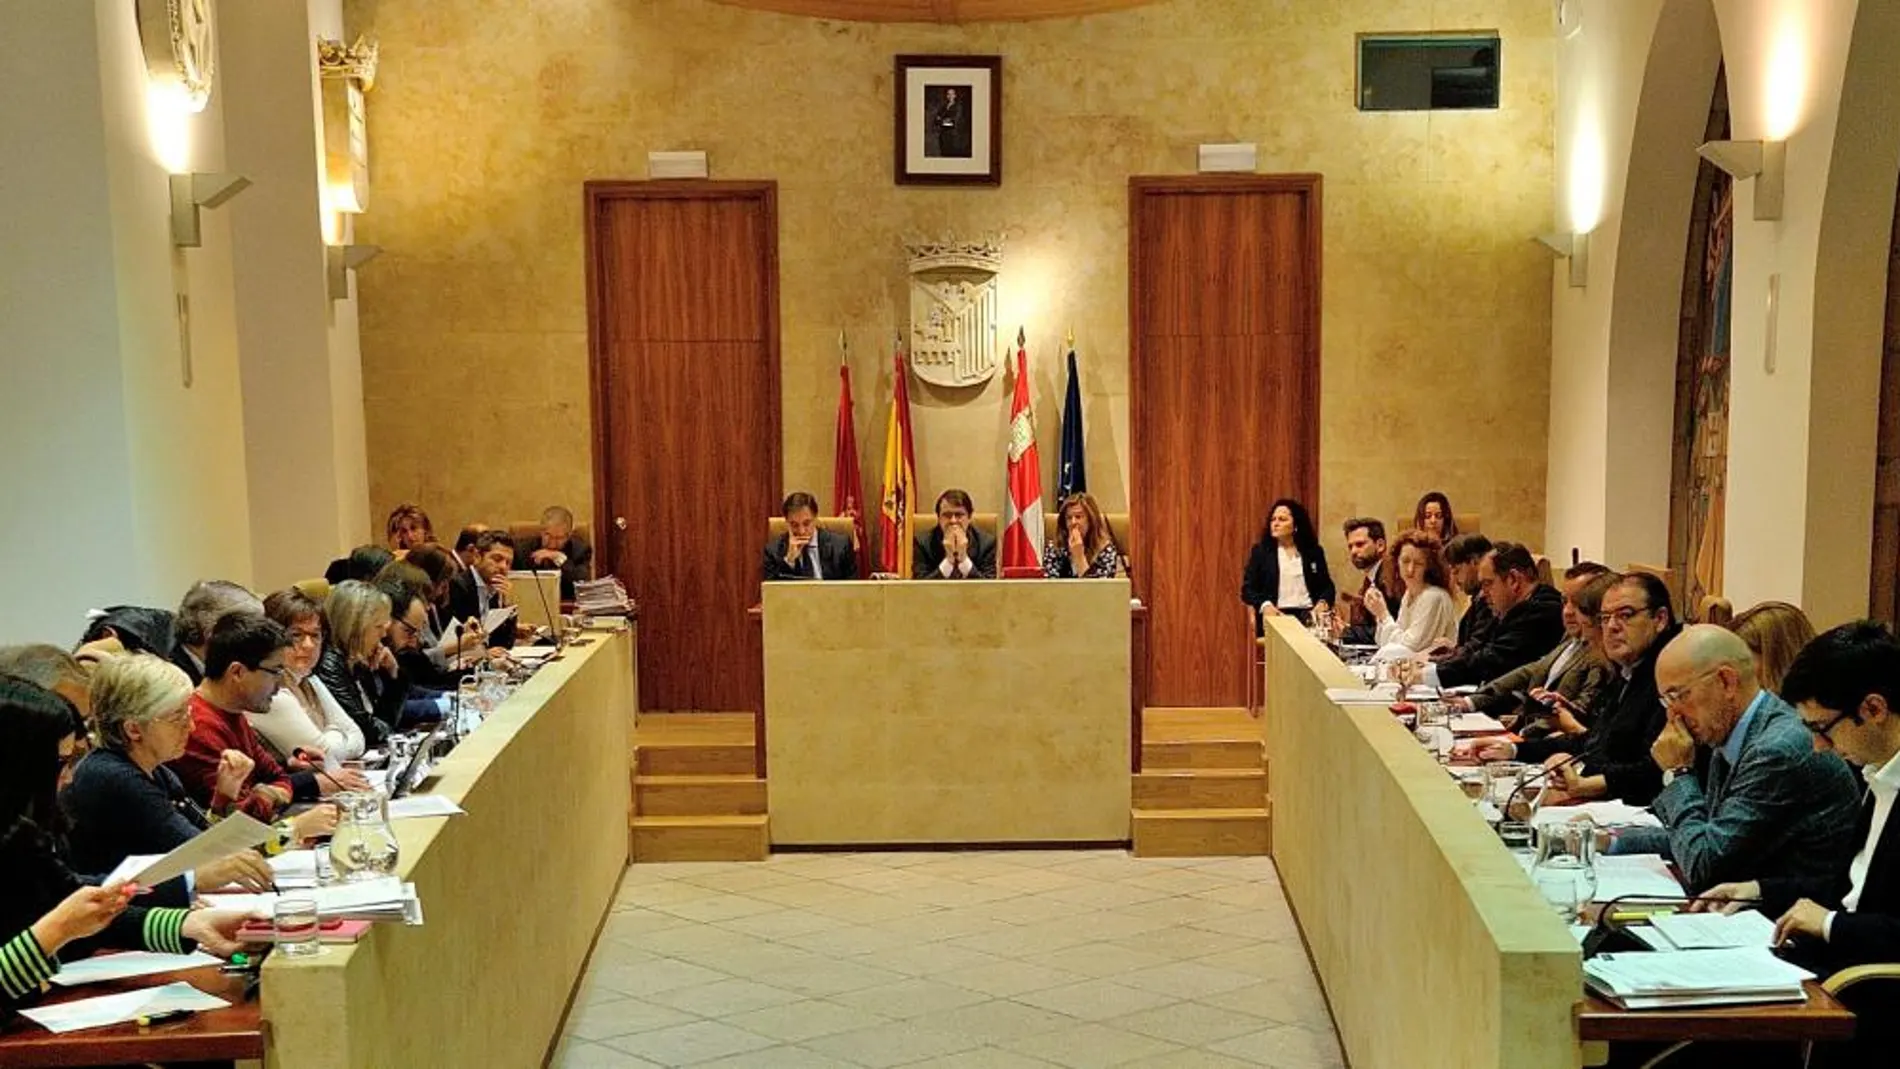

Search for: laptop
xmin=387 ymin=721 xmax=446 ymax=800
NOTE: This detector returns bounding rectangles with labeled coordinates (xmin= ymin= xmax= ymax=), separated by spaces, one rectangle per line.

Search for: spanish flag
xmin=878 ymin=346 xmax=919 ymax=578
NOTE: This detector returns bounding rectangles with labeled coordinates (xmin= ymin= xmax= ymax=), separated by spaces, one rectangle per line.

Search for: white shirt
xmin=1844 ymin=752 xmax=1900 ymax=914
xmin=249 ymin=675 xmax=368 ymax=762
xmin=1275 ymin=546 xmax=1311 ymax=610
xmin=1373 ymin=585 xmax=1459 ymax=654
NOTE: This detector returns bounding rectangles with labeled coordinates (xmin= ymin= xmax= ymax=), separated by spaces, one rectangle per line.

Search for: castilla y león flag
xmin=1001 ymin=333 xmax=1045 ymax=576
xmin=833 ymin=363 xmax=868 ymax=577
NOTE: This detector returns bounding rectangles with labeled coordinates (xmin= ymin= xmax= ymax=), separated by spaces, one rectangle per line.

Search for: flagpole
xmin=838 ymin=328 xmax=848 ymax=368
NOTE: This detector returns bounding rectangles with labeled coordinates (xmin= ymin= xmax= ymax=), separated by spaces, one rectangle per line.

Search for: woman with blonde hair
xmin=1727 ymin=600 xmax=1816 ymax=695
xmin=1043 ymin=492 xmax=1123 ymax=579
xmin=1363 ymin=529 xmax=1460 ymax=657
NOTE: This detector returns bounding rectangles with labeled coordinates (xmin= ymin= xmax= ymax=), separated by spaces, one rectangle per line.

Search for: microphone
xmin=526 ymin=563 xmax=565 ymax=662
xmin=1497 ymin=751 xmax=1585 ymax=824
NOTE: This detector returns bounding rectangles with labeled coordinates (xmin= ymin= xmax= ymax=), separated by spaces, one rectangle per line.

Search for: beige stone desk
xmin=260 ymin=628 xmax=635 ymax=1069
xmin=764 ymin=579 xmax=1130 ymax=844
xmin=1261 ymin=617 xmax=1583 ymax=1069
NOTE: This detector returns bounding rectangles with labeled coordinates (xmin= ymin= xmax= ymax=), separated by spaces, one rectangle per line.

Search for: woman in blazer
xmin=1240 ymin=498 xmax=1335 ymax=631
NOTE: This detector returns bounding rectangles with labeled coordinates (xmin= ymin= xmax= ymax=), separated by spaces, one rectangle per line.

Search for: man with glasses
xmin=167 ymin=613 xmax=321 ymax=821
xmin=1603 ymin=626 xmax=1857 ymax=893
xmin=1467 ymin=573 xmax=1683 ymax=805
xmin=1695 ymin=622 xmax=1900 ymax=1064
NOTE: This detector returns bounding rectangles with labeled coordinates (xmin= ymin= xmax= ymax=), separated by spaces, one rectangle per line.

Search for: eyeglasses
xmin=255 ymin=663 xmax=293 ymax=683
xmin=1803 ymin=708 xmax=1858 ymax=744
xmin=1599 ymin=606 xmax=1653 ymax=625
xmin=392 ymin=618 xmax=422 ymax=637
xmin=1659 ymin=667 xmax=1724 ymax=708
xmin=288 ymin=629 xmax=323 ymax=647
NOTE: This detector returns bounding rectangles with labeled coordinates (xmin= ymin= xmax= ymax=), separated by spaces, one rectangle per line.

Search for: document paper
xmin=1648 ymin=910 xmax=1778 ymax=950
xmin=130 ymin=813 xmax=275 ymax=889
xmin=48 ymin=951 xmax=220 ymax=988
xmin=19 ymin=981 xmax=229 ymax=1034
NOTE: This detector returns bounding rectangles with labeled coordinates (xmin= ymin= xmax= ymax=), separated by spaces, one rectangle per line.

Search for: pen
xmin=136 ymin=1009 xmax=195 ymax=1027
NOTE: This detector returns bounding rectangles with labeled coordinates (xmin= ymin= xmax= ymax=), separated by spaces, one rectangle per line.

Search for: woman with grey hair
xmin=61 ymin=653 xmax=275 ymax=891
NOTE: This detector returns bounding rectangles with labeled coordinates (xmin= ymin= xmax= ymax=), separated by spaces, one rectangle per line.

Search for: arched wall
xmin=1714 ymin=0 xmax=1900 ymax=624
xmin=1546 ymin=0 xmax=1721 ymax=568
xmin=1550 ymin=0 xmax=1900 ymax=625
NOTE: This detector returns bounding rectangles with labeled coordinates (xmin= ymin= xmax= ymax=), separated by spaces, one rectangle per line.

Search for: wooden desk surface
xmin=0 ymin=964 xmax=262 ymax=1067
xmin=1578 ymin=980 xmax=1855 ymax=1044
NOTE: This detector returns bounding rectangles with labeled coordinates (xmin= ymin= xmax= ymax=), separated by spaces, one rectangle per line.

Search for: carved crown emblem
xmin=904 ymin=234 xmax=1004 ymax=274
xmin=318 ymin=35 xmax=380 ymax=90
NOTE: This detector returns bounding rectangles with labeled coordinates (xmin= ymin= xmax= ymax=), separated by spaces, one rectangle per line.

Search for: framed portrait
xmin=894 ymin=55 xmax=1002 ymax=186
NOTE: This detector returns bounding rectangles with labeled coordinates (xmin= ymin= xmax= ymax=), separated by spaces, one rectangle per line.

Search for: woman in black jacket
xmin=316 ymin=580 xmax=408 ymax=748
xmin=0 ymin=678 xmax=250 ymax=1014
xmin=1240 ymin=498 xmax=1336 ymax=632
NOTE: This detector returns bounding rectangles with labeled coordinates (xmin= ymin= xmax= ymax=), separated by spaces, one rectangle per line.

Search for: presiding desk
xmin=763 ymin=579 xmax=1130 ymax=845
xmin=260 ymin=628 xmax=636 ymax=1068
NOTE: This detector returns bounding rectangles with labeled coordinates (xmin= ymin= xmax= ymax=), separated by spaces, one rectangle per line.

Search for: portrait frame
xmin=894 ymin=54 xmax=1002 ymax=187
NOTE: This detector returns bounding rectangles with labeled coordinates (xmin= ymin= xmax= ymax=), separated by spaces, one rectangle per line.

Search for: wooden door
xmin=1130 ymin=175 xmax=1322 ymax=708
xmin=586 ymin=182 xmax=780 ymax=712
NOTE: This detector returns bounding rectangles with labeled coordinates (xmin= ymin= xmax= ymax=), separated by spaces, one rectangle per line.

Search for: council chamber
xmin=3 ymin=1 xmax=1900 ymax=1067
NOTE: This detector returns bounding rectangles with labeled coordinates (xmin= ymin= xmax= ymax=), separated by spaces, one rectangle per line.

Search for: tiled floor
xmin=552 ymin=851 xmax=1344 ymax=1068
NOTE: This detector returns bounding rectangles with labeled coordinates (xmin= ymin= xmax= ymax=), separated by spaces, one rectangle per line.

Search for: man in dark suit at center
xmin=447 ymin=530 xmax=519 ymax=649
xmin=763 ymin=492 xmax=856 ymax=581
xmin=913 ymin=489 xmax=996 ymax=580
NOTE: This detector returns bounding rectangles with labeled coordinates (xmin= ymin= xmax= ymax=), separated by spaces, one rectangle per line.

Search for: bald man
xmin=1609 ymin=625 xmax=1861 ymax=893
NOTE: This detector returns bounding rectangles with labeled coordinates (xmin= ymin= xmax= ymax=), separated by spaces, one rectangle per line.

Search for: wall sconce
xmin=170 ymin=172 xmax=251 ymax=247
xmin=1534 ymin=231 xmax=1589 ymax=288
xmin=325 ymin=243 xmax=382 ymax=300
xmin=1697 ymin=139 xmax=1785 ymax=221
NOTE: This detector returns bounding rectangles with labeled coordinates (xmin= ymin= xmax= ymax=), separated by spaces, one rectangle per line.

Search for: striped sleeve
xmin=140 ymin=908 xmax=191 ymax=955
xmin=0 ymin=930 xmax=57 ymax=1002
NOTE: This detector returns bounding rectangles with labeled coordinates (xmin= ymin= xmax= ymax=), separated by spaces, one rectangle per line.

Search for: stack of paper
xmin=1584 ymin=947 xmax=1814 ymax=1009
xmin=1532 ymin=801 xmax=1663 ymax=831
xmin=1642 ymin=910 xmax=1778 ymax=950
xmin=1325 ymin=685 xmax=1397 ymax=704
xmin=269 ymin=850 xmax=319 ymax=890
xmin=1449 ymin=712 xmax=1507 ymax=734
xmin=575 ymin=576 xmax=633 ymax=616
xmin=19 ymin=981 xmax=230 ymax=1034
xmin=202 ymin=876 xmax=424 ymax=926
xmin=387 ymin=794 xmax=465 ymax=820
xmin=1590 ymin=854 xmax=1686 ymax=902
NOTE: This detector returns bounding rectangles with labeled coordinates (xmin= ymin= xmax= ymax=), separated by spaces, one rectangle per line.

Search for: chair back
xmin=909 ymin=512 xmax=1000 ymax=544
xmin=1698 ymin=594 xmax=1734 ymax=626
xmin=765 ymin=516 xmax=858 ymax=542
xmin=1392 ymin=509 xmax=1481 ymax=537
xmin=1042 ymin=511 xmax=1132 ymax=557
xmin=507 ymin=520 xmax=595 ymax=549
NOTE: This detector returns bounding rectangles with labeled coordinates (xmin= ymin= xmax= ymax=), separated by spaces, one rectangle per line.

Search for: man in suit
xmin=1335 ymin=517 xmax=1401 ymax=645
xmin=1409 ymin=542 xmax=1563 ymax=690
xmin=1607 ymin=626 xmax=1860 ymax=893
xmin=514 ymin=504 xmax=593 ymax=599
xmin=763 ymin=492 xmax=856 ymax=581
xmin=913 ymin=489 xmax=996 ymax=579
xmin=169 ymin=580 xmax=262 ymax=686
xmin=1454 ymin=563 xmax=1613 ymax=733
xmin=1697 ymin=621 xmax=1900 ymax=1063
xmin=1441 ymin=533 xmax=1496 ymax=657
xmin=448 ymin=530 xmax=519 ymax=649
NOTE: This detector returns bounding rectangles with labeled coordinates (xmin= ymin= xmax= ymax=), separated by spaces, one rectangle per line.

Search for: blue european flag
xmin=1057 ymin=347 xmax=1087 ymax=502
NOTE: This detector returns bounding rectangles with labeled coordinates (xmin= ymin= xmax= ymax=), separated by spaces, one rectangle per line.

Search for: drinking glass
xmin=1534 ymin=869 xmax=1582 ymax=921
xmin=273 ymin=897 xmax=322 ymax=957
xmin=1483 ymin=760 xmax=1531 ymax=812
xmin=1497 ymin=820 xmax=1535 ymax=854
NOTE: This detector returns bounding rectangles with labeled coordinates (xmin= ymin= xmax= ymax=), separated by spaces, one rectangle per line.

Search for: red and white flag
xmin=1001 ymin=332 xmax=1045 ymax=576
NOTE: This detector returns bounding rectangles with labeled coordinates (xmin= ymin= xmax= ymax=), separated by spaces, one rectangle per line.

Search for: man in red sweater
xmin=169 ymin=613 xmax=322 ymax=820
